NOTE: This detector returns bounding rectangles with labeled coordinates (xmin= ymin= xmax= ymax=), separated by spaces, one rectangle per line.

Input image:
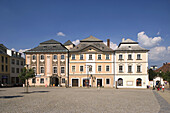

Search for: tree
xmin=19 ymin=67 xmax=35 ymax=93
xmin=162 ymin=71 xmax=170 ymax=88
xmin=148 ymin=69 xmax=157 ymax=81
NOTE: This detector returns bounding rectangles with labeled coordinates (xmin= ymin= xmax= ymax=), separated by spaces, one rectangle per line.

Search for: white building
xmin=115 ymin=38 xmax=149 ymax=88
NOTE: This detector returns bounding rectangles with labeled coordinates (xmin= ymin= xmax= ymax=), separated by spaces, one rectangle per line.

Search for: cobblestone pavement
xmin=0 ymin=87 xmax=160 ymax=113
xmin=157 ymin=89 xmax=170 ymax=104
xmin=153 ymin=91 xmax=170 ymax=113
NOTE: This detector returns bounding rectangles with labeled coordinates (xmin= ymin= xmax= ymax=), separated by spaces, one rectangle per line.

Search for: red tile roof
xmin=155 ymin=63 xmax=170 ymax=73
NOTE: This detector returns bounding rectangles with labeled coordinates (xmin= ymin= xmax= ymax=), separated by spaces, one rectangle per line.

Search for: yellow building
xmin=69 ymin=36 xmax=114 ymax=87
xmin=0 ymin=46 xmax=10 ymax=86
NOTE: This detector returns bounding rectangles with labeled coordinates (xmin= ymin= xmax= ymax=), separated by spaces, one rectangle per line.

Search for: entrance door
xmin=72 ymin=79 xmax=78 ymax=87
xmin=156 ymin=81 xmax=160 ymax=85
xmin=83 ymin=79 xmax=89 ymax=87
xmin=97 ymin=79 xmax=102 ymax=87
xmin=52 ymin=77 xmax=59 ymax=86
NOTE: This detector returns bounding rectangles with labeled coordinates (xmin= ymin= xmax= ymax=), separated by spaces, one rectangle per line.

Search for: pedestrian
xmin=162 ymin=84 xmax=165 ymax=92
xmin=160 ymin=85 xmax=162 ymax=90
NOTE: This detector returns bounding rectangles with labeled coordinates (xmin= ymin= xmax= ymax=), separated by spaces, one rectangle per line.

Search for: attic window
xmin=43 ymin=46 xmax=47 ymax=48
xmin=129 ymin=46 xmax=131 ymax=48
xmin=89 ymin=48 xmax=92 ymax=50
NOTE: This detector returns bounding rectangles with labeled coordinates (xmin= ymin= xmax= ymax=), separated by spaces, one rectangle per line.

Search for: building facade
xmin=115 ymin=38 xmax=149 ymax=88
xmin=0 ymin=44 xmax=10 ymax=86
xmin=69 ymin=36 xmax=114 ymax=87
xmin=7 ymin=49 xmax=25 ymax=86
xmin=25 ymin=39 xmax=69 ymax=87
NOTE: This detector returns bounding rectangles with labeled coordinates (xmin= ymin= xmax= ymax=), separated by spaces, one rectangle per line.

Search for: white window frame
xmin=106 ymin=54 xmax=110 ymax=60
xmin=53 ymin=55 xmax=57 ymax=60
xmin=40 ymin=78 xmax=44 ymax=84
xmin=98 ymin=65 xmax=102 ymax=72
xmin=32 ymin=55 xmax=36 ymax=60
xmin=137 ymin=65 xmax=142 ymax=73
xmin=40 ymin=55 xmax=44 ymax=60
xmin=98 ymin=54 xmax=102 ymax=60
xmin=53 ymin=66 xmax=57 ymax=74
xmin=80 ymin=54 xmax=83 ymax=60
xmin=61 ymin=66 xmax=65 ymax=74
xmin=80 ymin=66 xmax=84 ymax=72
xmin=106 ymin=65 xmax=110 ymax=72
xmin=72 ymin=66 xmax=76 ymax=72
xmin=137 ymin=54 xmax=141 ymax=60
xmin=40 ymin=66 xmax=44 ymax=74
xmin=128 ymin=54 xmax=132 ymax=60
xmin=119 ymin=65 xmax=123 ymax=73
xmin=105 ymin=78 xmax=110 ymax=85
xmin=32 ymin=66 xmax=36 ymax=73
xmin=61 ymin=55 xmax=65 ymax=60
xmin=72 ymin=54 xmax=76 ymax=60
xmin=119 ymin=54 xmax=123 ymax=60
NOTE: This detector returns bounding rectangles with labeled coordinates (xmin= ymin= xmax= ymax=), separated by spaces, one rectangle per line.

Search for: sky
xmin=0 ymin=0 xmax=170 ymax=67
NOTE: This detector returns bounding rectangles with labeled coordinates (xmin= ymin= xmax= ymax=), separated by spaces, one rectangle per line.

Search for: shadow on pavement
xmin=0 ymin=90 xmax=6 ymax=91
xmin=0 ymin=95 xmax=23 ymax=99
xmin=21 ymin=91 xmax=49 ymax=94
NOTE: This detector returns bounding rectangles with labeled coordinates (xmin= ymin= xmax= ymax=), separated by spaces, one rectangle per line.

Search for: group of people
xmin=155 ymin=84 xmax=165 ymax=92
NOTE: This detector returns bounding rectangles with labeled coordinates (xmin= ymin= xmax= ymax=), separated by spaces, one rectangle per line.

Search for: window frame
xmin=40 ymin=67 xmax=44 ymax=73
xmin=98 ymin=54 xmax=102 ymax=60
xmin=61 ymin=67 xmax=65 ymax=73
xmin=80 ymin=66 xmax=84 ymax=72
xmin=72 ymin=54 xmax=76 ymax=60
xmin=98 ymin=65 xmax=102 ymax=72
xmin=106 ymin=65 xmax=110 ymax=72
xmin=80 ymin=54 xmax=83 ymax=60
xmin=53 ymin=67 xmax=57 ymax=73
xmin=106 ymin=54 xmax=110 ymax=60
xmin=61 ymin=55 xmax=65 ymax=60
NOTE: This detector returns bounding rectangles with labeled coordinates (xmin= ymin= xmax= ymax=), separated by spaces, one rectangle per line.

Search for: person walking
xmin=162 ymin=84 xmax=165 ymax=92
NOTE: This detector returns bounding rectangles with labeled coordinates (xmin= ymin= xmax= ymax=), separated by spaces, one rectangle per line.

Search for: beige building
xmin=115 ymin=38 xmax=149 ymax=88
xmin=25 ymin=39 xmax=69 ymax=87
xmin=0 ymin=44 xmax=10 ymax=86
xmin=69 ymin=36 xmax=114 ymax=87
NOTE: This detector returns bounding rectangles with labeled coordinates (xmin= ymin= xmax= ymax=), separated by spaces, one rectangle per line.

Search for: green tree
xmin=148 ymin=69 xmax=157 ymax=81
xmin=19 ymin=67 xmax=35 ymax=93
xmin=163 ymin=71 xmax=170 ymax=88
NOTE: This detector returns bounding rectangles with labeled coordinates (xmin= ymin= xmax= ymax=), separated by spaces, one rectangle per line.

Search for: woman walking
xmin=162 ymin=84 xmax=165 ymax=92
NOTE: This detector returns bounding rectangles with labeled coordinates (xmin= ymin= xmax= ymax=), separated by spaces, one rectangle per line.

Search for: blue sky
xmin=0 ymin=0 xmax=170 ymax=67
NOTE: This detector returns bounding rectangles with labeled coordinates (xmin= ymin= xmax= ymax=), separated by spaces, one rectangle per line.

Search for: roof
xmin=40 ymin=39 xmax=60 ymax=44
xmin=25 ymin=39 xmax=68 ymax=53
xmin=0 ymin=44 xmax=8 ymax=49
xmin=64 ymin=40 xmax=75 ymax=46
xmin=116 ymin=38 xmax=149 ymax=51
xmin=70 ymin=36 xmax=113 ymax=52
xmin=0 ymin=49 xmax=9 ymax=56
xmin=155 ymin=63 xmax=170 ymax=73
xmin=80 ymin=35 xmax=103 ymax=42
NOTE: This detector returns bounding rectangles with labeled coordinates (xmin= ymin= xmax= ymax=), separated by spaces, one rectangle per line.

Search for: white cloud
xmin=137 ymin=31 xmax=162 ymax=48
xmin=72 ymin=40 xmax=80 ymax=45
xmin=11 ymin=48 xmax=16 ymax=51
xmin=57 ymin=32 xmax=66 ymax=36
xmin=18 ymin=49 xmax=30 ymax=58
xmin=149 ymin=46 xmax=170 ymax=61
xmin=157 ymin=32 xmax=160 ymax=35
xmin=104 ymin=41 xmax=118 ymax=50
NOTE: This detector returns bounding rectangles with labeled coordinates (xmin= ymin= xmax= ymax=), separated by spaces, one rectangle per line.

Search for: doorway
xmin=83 ymin=79 xmax=89 ymax=87
xmin=97 ymin=79 xmax=102 ymax=87
xmin=72 ymin=79 xmax=79 ymax=87
xmin=52 ymin=77 xmax=59 ymax=86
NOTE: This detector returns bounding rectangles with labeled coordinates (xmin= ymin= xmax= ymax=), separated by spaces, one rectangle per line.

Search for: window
xmin=6 ymin=65 xmax=8 ymax=72
xmin=137 ymin=66 xmax=141 ymax=72
xmin=89 ymin=54 xmax=92 ymax=60
xmin=106 ymin=66 xmax=110 ymax=71
xmin=32 ymin=55 xmax=36 ymax=60
xmin=80 ymin=66 xmax=83 ymax=72
xmin=53 ymin=55 xmax=57 ymax=60
xmin=137 ymin=54 xmax=141 ymax=60
xmin=119 ymin=66 xmax=123 ymax=72
xmin=16 ymin=77 xmax=19 ymax=83
xmin=98 ymin=66 xmax=101 ymax=72
xmin=53 ymin=67 xmax=57 ymax=73
xmin=72 ymin=66 xmax=75 ymax=72
xmin=136 ymin=78 xmax=142 ymax=86
xmin=106 ymin=79 xmax=110 ymax=84
xmin=128 ymin=54 xmax=132 ymax=60
xmin=61 ymin=67 xmax=65 ymax=73
xmin=17 ymin=60 xmax=19 ymax=65
xmin=32 ymin=78 xmax=36 ymax=83
xmin=33 ymin=67 xmax=36 ymax=73
xmin=106 ymin=54 xmax=109 ymax=60
xmin=1 ymin=65 xmax=4 ymax=72
xmin=5 ymin=57 xmax=8 ymax=64
xmin=21 ymin=68 xmax=23 ymax=73
xmin=40 ymin=67 xmax=44 ymax=73
xmin=2 ymin=56 xmax=4 ymax=63
xmin=16 ymin=68 xmax=19 ymax=73
xmin=12 ymin=59 xmax=15 ymax=64
xmin=89 ymin=65 xmax=92 ymax=72
xmin=80 ymin=54 xmax=83 ymax=60
xmin=40 ymin=78 xmax=44 ymax=83
xmin=20 ymin=61 xmax=23 ymax=66
xmin=98 ymin=54 xmax=101 ymax=60
xmin=62 ymin=78 xmax=65 ymax=83
xmin=119 ymin=55 xmax=123 ymax=60
xmin=61 ymin=55 xmax=65 ymax=59
xmin=40 ymin=55 xmax=44 ymax=60
xmin=128 ymin=66 xmax=132 ymax=73
xmin=72 ymin=54 xmax=75 ymax=60
xmin=118 ymin=78 xmax=123 ymax=86
xmin=12 ymin=67 xmax=15 ymax=73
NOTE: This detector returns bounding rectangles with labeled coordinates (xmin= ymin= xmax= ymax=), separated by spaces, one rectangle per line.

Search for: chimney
xmin=107 ymin=39 xmax=110 ymax=48
xmin=122 ymin=38 xmax=125 ymax=42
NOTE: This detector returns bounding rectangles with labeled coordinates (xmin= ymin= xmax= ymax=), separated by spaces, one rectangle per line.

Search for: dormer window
xmin=89 ymin=48 xmax=92 ymax=50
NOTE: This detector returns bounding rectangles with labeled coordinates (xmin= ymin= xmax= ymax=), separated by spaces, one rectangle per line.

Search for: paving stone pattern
xmin=0 ymin=87 xmax=160 ymax=113
xmin=153 ymin=91 xmax=170 ymax=113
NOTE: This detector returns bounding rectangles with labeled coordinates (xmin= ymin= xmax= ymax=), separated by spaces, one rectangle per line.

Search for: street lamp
xmin=159 ymin=70 xmax=162 ymax=85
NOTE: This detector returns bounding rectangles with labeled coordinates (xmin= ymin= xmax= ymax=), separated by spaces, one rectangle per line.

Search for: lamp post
xmin=159 ymin=70 xmax=162 ymax=85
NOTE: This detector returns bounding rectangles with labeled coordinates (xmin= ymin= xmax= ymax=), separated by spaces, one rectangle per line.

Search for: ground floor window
xmin=40 ymin=78 xmax=44 ymax=84
xmin=32 ymin=78 xmax=36 ymax=83
xmin=62 ymin=78 xmax=65 ymax=83
xmin=106 ymin=79 xmax=110 ymax=84
xmin=118 ymin=78 xmax=123 ymax=86
xmin=136 ymin=78 xmax=142 ymax=86
xmin=16 ymin=77 xmax=19 ymax=83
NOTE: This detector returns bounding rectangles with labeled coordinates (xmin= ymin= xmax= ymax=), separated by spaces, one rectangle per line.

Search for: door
xmin=97 ymin=79 xmax=102 ymax=87
xmin=83 ymin=79 xmax=89 ymax=87
xmin=72 ymin=79 xmax=78 ymax=87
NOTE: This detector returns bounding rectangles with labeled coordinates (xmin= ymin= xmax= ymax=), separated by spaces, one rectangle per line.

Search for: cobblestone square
xmin=0 ymin=87 xmax=169 ymax=113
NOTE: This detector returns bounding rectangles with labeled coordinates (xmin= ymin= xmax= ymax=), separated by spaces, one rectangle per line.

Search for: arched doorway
xmin=118 ymin=78 xmax=123 ymax=86
xmin=136 ymin=78 xmax=142 ymax=86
